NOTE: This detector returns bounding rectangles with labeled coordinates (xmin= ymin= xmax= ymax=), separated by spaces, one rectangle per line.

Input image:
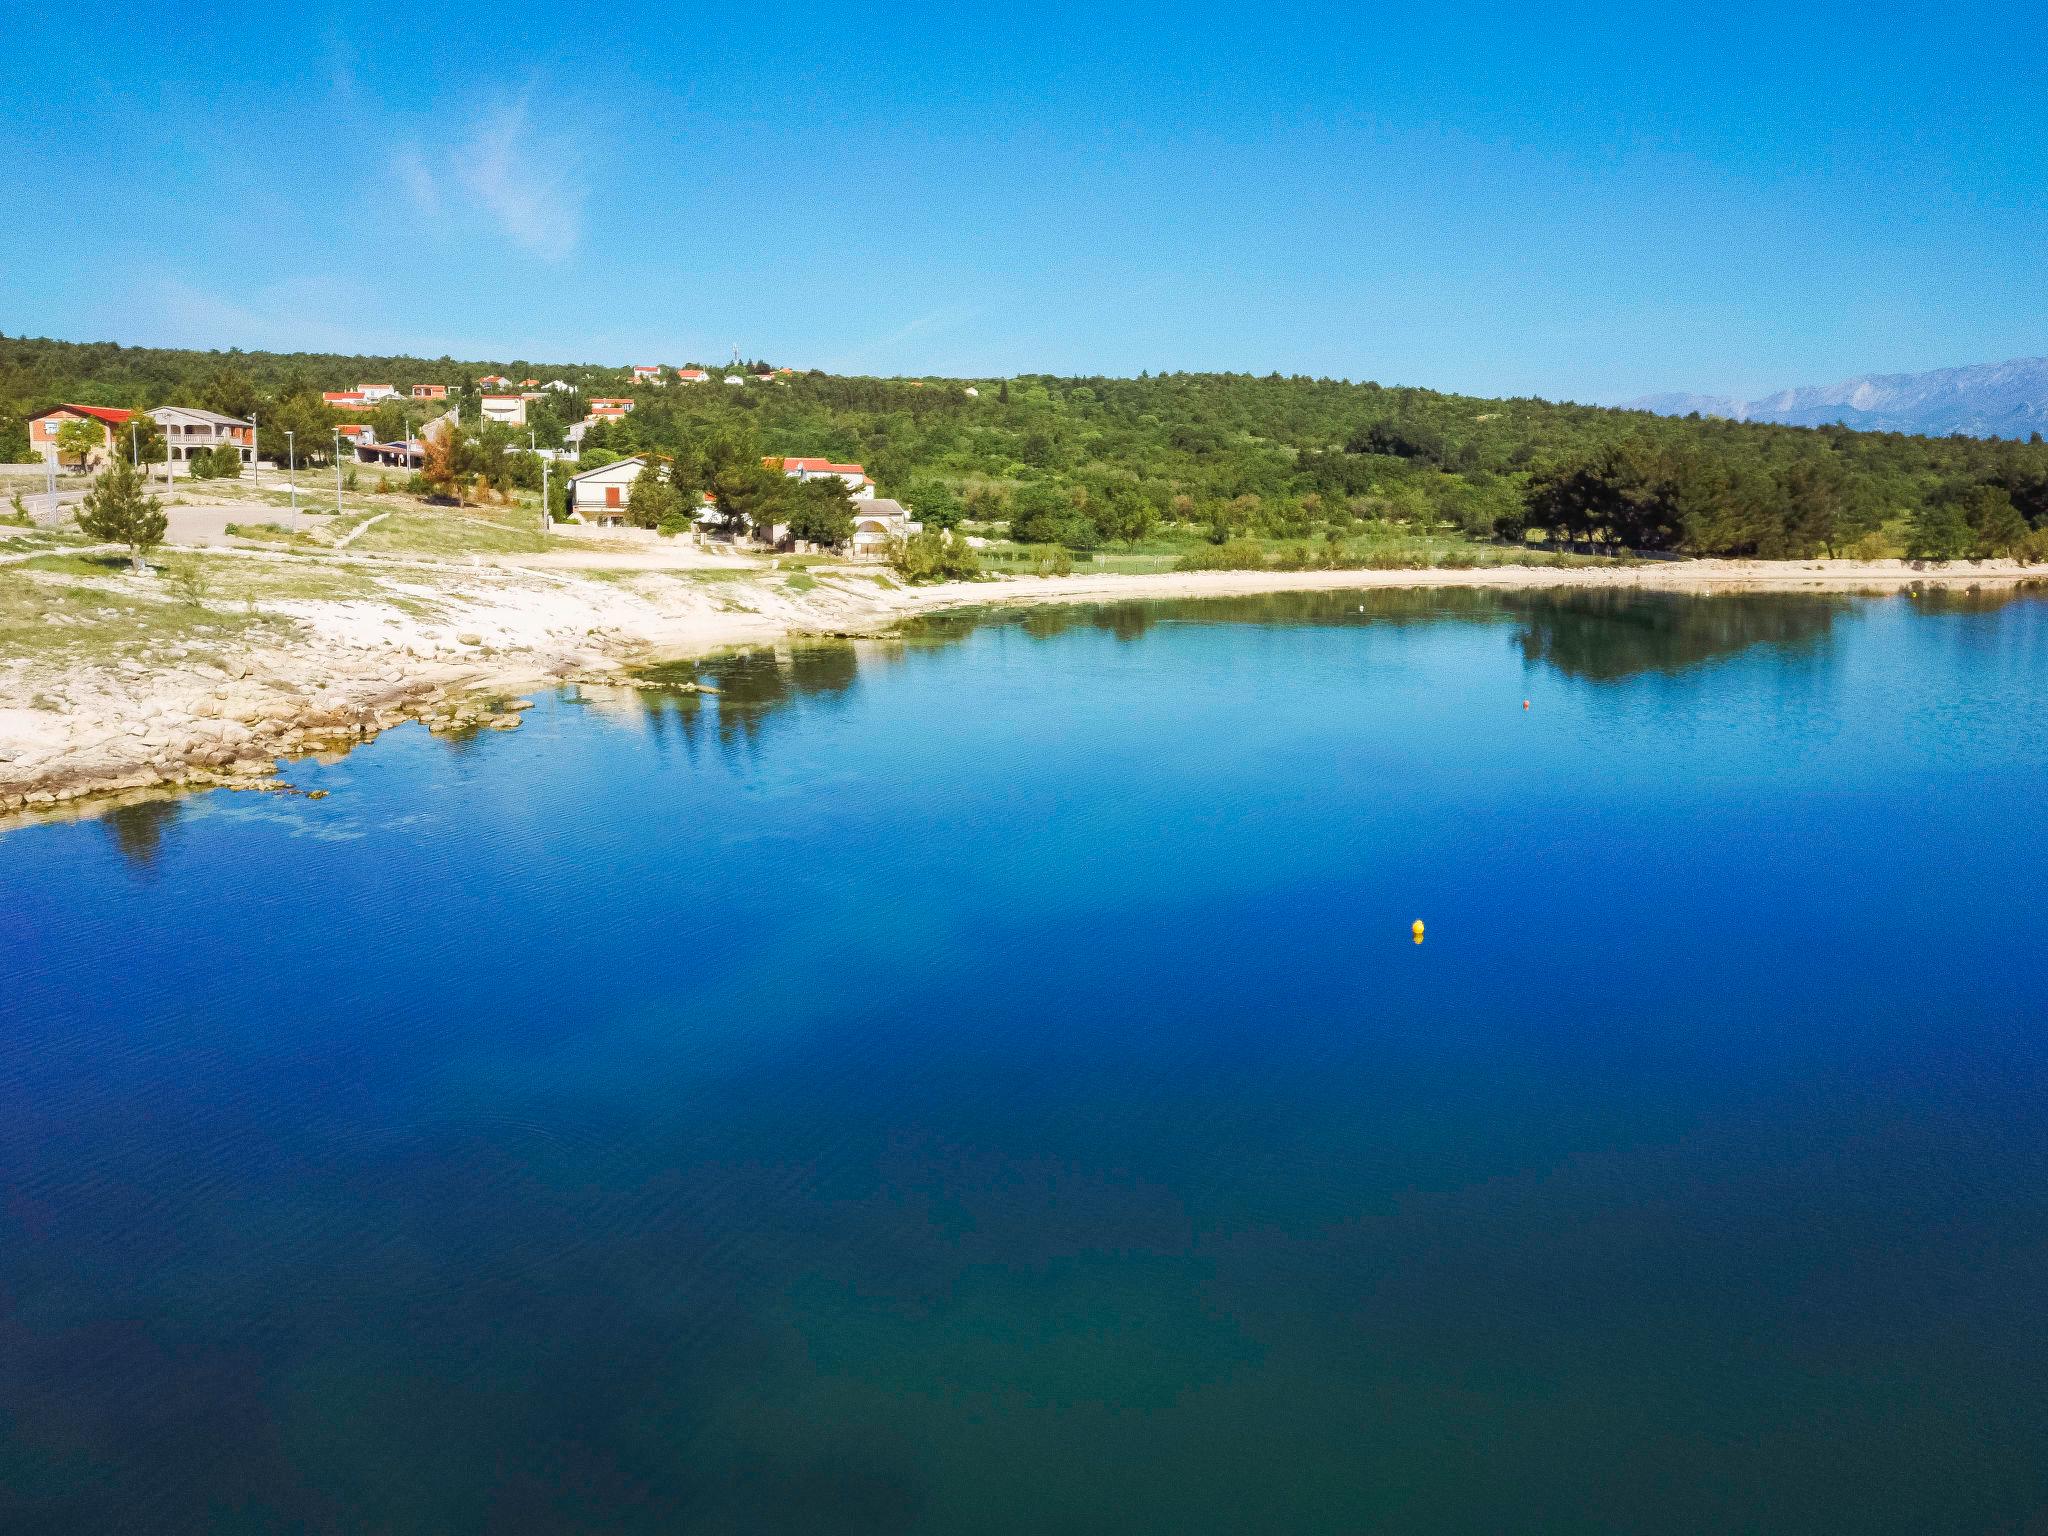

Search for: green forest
xmin=6 ymin=332 xmax=2047 ymax=561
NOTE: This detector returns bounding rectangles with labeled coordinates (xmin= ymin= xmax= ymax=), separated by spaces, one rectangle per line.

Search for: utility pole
xmin=251 ymin=415 xmax=259 ymax=487
xmin=130 ymin=422 xmax=139 ymax=468
xmin=287 ymin=431 xmax=298 ymax=531
xmin=333 ymin=428 xmax=344 ymax=516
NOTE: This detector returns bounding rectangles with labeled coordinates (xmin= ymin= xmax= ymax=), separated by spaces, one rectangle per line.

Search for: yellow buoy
xmin=1411 ymin=919 xmax=1425 ymax=940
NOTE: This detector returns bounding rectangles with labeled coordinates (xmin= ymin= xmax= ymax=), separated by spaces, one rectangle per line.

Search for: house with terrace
xmin=149 ymin=406 xmax=255 ymax=469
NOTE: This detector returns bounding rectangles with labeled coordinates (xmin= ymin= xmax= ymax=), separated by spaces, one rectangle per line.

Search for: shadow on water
xmin=631 ymin=642 xmax=876 ymax=763
xmin=98 ymin=796 xmax=183 ymax=875
xmin=621 ymin=584 xmax=2047 ymax=757
xmin=1500 ymin=590 xmax=1843 ymax=682
xmin=914 ymin=587 xmax=1893 ymax=680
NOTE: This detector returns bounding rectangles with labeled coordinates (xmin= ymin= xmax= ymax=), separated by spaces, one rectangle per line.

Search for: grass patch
xmin=0 ymin=568 xmax=269 ymax=663
xmin=344 ymin=510 xmax=547 ymax=557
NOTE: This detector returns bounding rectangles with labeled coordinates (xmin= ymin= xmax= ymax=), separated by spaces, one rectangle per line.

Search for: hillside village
xmin=5 ymin=339 xmax=2047 ymax=818
xmin=20 ymin=359 xmax=944 ymax=560
xmin=10 ymin=335 xmax=2048 ymax=573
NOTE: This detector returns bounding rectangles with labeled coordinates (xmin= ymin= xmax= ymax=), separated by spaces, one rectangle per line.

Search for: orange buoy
xmin=1522 ymin=699 xmax=1530 ymax=710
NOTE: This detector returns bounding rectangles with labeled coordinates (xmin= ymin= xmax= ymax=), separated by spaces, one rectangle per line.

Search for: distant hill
xmin=1630 ymin=357 xmax=2048 ymax=440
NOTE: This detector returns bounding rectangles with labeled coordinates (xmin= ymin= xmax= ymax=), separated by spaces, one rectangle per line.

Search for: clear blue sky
xmin=4 ymin=3 xmax=2043 ymax=403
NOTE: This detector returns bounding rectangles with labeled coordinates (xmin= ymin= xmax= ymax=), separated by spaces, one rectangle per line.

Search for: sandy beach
xmin=2 ymin=550 xmax=2040 ymax=820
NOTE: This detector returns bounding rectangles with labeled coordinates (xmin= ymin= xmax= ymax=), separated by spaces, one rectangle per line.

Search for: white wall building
xmin=847 ymin=499 xmax=919 ymax=555
xmin=150 ymin=406 xmax=256 ymax=468
xmin=772 ymin=457 xmax=876 ymax=499
xmin=566 ymin=455 xmax=648 ymax=525
xmin=480 ymin=394 xmax=527 ymax=426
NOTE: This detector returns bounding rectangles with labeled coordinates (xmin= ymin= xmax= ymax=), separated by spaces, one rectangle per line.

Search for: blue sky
xmin=3 ymin=3 xmax=2044 ymax=403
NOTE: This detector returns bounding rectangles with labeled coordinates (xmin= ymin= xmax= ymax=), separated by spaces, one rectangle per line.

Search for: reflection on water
xmin=925 ymin=587 xmax=1858 ymax=680
xmin=98 ymin=797 xmax=183 ymax=874
xmin=1501 ymin=590 xmax=1842 ymax=681
xmin=6 ymin=587 xmax=2048 ymax=1534
xmin=628 ymin=586 xmax=2027 ymax=753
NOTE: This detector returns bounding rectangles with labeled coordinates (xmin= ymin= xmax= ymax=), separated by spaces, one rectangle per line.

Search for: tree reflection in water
xmin=635 ymin=642 xmax=876 ymax=763
xmin=626 ymin=583 xmax=2045 ymax=757
xmin=100 ymin=797 xmax=183 ymax=876
xmin=1501 ymin=591 xmax=1844 ymax=681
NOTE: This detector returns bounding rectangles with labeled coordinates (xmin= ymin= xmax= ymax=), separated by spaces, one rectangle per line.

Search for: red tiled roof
xmin=771 ymin=457 xmax=867 ymax=476
xmin=32 ymin=402 xmax=135 ymax=427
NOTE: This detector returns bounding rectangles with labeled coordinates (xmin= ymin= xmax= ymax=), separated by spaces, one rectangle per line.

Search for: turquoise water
xmin=4 ymin=588 xmax=2047 ymax=1533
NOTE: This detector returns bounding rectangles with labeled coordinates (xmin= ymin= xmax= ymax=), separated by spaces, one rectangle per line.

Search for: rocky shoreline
xmin=4 ymin=555 xmax=2040 ymax=826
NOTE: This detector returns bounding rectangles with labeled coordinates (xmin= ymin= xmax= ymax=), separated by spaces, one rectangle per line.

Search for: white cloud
xmin=390 ymin=97 xmax=585 ymax=264
xmin=392 ymin=146 xmax=441 ymax=218
xmin=455 ymin=101 xmax=582 ymax=262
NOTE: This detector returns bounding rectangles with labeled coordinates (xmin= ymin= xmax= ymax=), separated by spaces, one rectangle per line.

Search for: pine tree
xmin=1904 ymin=498 xmax=1971 ymax=562
xmin=626 ymin=457 xmax=683 ymax=530
xmin=76 ymin=455 xmax=167 ymax=572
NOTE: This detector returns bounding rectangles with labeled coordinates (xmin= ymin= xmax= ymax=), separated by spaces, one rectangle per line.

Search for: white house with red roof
xmin=323 ymin=391 xmax=370 ymax=410
xmin=630 ymin=365 xmax=665 ymax=384
xmin=587 ymin=397 xmax=635 ymax=414
xmin=674 ymin=368 xmax=708 ymax=384
xmin=335 ymin=423 xmax=376 ymax=445
xmin=357 ymin=383 xmax=398 ymax=402
xmin=26 ymin=403 xmax=134 ymax=469
xmin=768 ymin=456 xmax=876 ymax=499
xmin=477 ymin=374 xmax=514 ymax=388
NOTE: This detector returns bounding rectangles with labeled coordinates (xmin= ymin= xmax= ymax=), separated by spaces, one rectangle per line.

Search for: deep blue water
xmin=3 ymin=587 xmax=2047 ymax=1534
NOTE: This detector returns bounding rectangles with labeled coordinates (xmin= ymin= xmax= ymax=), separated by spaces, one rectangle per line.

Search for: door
xmin=606 ymin=486 xmax=621 ymax=508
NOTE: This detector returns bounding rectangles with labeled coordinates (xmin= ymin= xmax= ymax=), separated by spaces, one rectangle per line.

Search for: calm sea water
xmin=4 ymin=588 xmax=2047 ymax=1534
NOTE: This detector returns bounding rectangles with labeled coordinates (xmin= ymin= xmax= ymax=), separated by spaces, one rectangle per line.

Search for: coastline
xmin=3 ymin=554 xmax=2040 ymax=823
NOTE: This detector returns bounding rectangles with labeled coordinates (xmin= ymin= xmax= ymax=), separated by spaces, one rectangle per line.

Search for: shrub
xmin=1176 ymin=538 xmax=1268 ymax=571
xmin=165 ymin=560 xmax=212 ymax=608
xmin=890 ymin=527 xmax=981 ymax=582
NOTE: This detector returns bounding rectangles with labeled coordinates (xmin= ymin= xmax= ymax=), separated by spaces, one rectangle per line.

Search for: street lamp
xmin=530 ymin=429 xmax=549 ymax=536
xmin=286 ymin=431 xmax=298 ymax=530
xmin=333 ymin=428 xmax=344 ymax=516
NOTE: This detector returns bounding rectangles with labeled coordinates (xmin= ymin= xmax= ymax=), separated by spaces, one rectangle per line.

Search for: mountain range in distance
xmin=1628 ymin=355 xmax=2048 ymax=440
